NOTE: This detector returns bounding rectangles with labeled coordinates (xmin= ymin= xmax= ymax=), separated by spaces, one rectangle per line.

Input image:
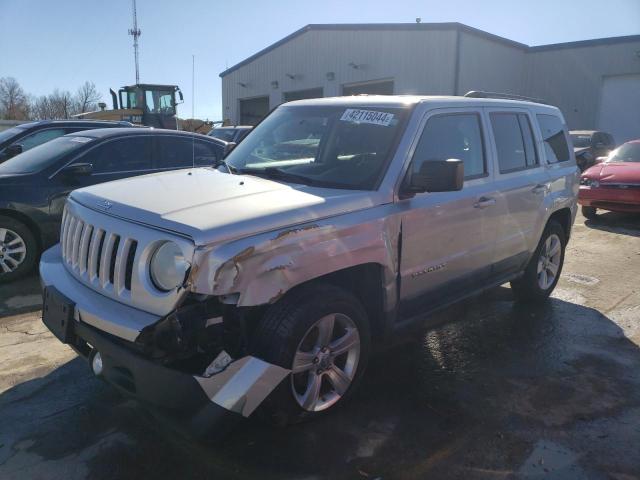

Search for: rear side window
xmin=490 ymin=113 xmax=538 ymax=173
xmin=155 ymin=137 xmax=223 ymax=169
xmin=413 ymin=113 xmax=486 ymax=179
xmin=86 ymin=137 xmax=153 ymax=173
xmin=536 ymin=114 xmax=570 ymax=163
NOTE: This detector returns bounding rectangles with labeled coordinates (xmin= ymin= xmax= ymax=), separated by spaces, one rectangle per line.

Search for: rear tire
xmin=0 ymin=216 xmax=38 ymax=284
xmin=582 ymin=206 xmax=597 ymax=220
xmin=511 ymin=220 xmax=566 ymax=302
xmin=252 ymin=283 xmax=371 ymax=426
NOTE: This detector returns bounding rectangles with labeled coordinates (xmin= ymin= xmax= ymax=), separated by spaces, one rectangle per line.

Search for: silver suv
xmin=41 ymin=94 xmax=578 ymax=432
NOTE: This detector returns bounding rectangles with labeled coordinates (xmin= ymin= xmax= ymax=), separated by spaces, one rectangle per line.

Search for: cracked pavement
xmin=0 ymin=211 xmax=639 ymax=479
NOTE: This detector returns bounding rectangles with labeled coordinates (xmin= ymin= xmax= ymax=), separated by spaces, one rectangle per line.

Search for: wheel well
xmin=0 ymin=209 xmax=42 ymax=249
xmin=296 ymin=264 xmax=386 ymax=338
xmin=548 ymin=208 xmax=572 ymax=239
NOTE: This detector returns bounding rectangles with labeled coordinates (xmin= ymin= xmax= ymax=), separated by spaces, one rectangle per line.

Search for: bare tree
xmin=0 ymin=77 xmax=30 ymax=120
xmin=74 ymin=81 xmax=102 ymax=114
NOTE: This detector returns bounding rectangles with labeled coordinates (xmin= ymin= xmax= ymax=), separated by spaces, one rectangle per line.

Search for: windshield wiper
xmin=212 ymin=158 xmax=236 ymax=174
xmin=239 ymin=167 xmax=316 ymax=185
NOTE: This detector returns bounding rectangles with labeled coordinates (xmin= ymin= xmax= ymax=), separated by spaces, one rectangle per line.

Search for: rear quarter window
xmin=536 ymin=114 xmax=571 ymax=164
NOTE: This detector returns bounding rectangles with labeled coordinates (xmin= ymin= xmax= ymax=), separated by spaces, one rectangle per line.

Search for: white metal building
xmin=220 ymin=23 xmax=640 ymax=143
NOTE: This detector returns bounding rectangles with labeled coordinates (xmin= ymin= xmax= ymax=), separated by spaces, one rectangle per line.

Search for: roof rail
xmin=464 ymin=90 xmax=547 ymax=104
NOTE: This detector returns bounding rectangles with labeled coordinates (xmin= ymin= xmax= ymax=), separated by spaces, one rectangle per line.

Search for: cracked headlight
xmin=150 ymin=242 xmax=190 ymax=291
xmin=580 ymin=177 xmax=599 ymax=187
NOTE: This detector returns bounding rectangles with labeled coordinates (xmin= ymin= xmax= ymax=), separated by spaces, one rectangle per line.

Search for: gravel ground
xmin=1 ymin=210 xmax=639 ymax=480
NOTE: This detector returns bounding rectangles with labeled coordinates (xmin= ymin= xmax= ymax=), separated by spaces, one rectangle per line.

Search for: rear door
xmin=398 ymin=107 xmax=500 ymax=319
xmin=485 ymin=108 xmax=549 ymax=277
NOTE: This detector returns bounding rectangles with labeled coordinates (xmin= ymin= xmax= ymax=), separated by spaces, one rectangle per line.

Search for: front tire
xmin=0 ymin=216 xmax=38 ymax=283
xmin=582 ymin=206 xmax=597 ymax=220
xmin=511 ymin=220 xmax=566 ymax=302
xmin=252 ymin=283 xmax=371 ymax=425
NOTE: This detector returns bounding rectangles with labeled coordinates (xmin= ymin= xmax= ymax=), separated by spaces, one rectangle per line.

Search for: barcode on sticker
xmin=340 ymin=109 xmax=394 ymax=126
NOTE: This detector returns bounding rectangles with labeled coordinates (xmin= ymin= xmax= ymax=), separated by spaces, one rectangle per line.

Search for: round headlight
xmin=150 ymin=242 xmax=190 ymax=291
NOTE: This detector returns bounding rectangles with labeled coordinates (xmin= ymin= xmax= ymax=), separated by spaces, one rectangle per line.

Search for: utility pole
xmin=128 ymin=0 xmax=142 ymax=84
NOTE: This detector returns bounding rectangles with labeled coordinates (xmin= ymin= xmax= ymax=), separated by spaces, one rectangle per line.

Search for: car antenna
xmin=192 ymin=54 xmax=195 ymax=169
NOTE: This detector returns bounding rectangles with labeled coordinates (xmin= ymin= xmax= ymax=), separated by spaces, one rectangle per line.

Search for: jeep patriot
xmin=40 ymin=94 xmax=578 ymax=431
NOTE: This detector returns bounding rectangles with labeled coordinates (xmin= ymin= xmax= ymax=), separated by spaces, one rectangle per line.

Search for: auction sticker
xmin=340 ymin=109 xmax=395 ymax=126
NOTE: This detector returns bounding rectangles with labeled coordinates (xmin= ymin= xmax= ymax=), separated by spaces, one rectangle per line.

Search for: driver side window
xmin=412 ymin=113 xmax=486 ymax=179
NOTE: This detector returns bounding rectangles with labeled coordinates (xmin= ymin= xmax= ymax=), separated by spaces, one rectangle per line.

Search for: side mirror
xmin=406 ymin=159 xmax=464 ymax=195
xmin=5 ymin=144 xmax=23 ymax=158
xmin=223 ymin=142 xmax=237 ymax=158
xmin=61 ymin=162 xmax=93 ymax=177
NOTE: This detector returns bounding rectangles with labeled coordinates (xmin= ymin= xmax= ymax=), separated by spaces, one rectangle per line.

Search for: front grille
xmin=59 ymin=199 xmax=194 ymax=317
xmin=601 ymin=183 xmax=640 ymax=190
xmin=61 ymin=209 xmax=136 ymax=297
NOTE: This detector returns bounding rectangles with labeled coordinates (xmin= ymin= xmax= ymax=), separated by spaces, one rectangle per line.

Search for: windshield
xmin=144 ymin=89 xmax=175 ymax=114
xmin=0 ymin=136 xmax=93 ymax=174
xmin=225 ymin=105 xmax=410 ymax=190
xmin=0 ymin=126 xmax=28 ymax=144
xmin=570 ymin=134 xmax=592 ymax=148
xmin=607 ymin=142 xmax=640 ymax=163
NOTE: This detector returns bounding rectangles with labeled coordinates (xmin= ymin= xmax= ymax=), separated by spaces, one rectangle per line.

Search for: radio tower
xmin=128 ymin=0 xmax=142 ymax=84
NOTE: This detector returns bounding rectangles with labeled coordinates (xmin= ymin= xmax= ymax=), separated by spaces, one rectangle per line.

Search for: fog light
xmin=91 ymin=351 xmax=103 ymax=376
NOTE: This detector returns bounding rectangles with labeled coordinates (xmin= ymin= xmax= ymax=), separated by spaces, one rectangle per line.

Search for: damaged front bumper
xmin=40 ymin=245 xmax=289 ymax=433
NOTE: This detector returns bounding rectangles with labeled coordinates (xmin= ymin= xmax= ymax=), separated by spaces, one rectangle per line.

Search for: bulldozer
xmin=75 ymin=83 xmax=184 ymax=129
xmin=76 ymin=83 xmax=214 ymax=133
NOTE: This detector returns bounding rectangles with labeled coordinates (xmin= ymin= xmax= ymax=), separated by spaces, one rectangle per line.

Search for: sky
xmin=1 ymin=0 xmax=639 ymax=121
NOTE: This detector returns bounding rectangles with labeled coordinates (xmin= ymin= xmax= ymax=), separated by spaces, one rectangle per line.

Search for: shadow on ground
xmin=1 ymin=287 xmax=639 ymax=479
xmin=584 ymin=211 xmax=640 ymax=237
xmin=0 ymin=273 xmax=42 ymax=317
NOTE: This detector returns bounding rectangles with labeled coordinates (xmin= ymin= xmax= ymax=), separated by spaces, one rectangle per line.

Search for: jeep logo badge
xmin=98 ymin=200 xmax=113 ymax=210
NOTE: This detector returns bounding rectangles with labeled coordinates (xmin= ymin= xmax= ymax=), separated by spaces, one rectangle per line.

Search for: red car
xmin=578 ymin=140 xmax=640 ymax=219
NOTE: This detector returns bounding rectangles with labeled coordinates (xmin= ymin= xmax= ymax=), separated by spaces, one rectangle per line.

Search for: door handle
xmin=474 ymin=197 xmax=496 ymax=209
xmin=532 ymin=184 xmax=548 ymax=194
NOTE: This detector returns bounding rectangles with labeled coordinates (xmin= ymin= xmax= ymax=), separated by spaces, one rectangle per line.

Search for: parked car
xmin=208 ymin=125 xmax=252 ymax=143
xmin=40 ymin=95 xmax=577 ymax=434
xmin=0 ymin=128 xmax=227 ymax=282
xmin=0 ymin=120 xmax=133 ymax=164
xmin=578 ymin=139 xmax=640 ymax=219
xmin=569 ymin=130 xmax=616 ymax=171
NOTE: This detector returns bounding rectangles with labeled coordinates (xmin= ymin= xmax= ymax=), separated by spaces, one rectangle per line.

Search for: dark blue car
xmin=0 ymin=120 xmax=133 ymax=163
xmin=0 ymin=128 xmax=227 ymax=282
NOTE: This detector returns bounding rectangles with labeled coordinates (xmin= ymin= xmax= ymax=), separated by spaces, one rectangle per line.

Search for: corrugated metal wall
xmin=222 ymin=29 xmax=458 ymax=123
xmin=524 ymin=41 xmax=640 ymax=129
xmin=221 ymin=27 xmax=640 ymax=133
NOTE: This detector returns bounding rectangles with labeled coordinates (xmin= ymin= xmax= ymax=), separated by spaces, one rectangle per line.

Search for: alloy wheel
xmin=537 ymin=233 xmax=561 ymax=290
xmin=291 ymin=313 xmax=361 ymax=412
xmin=0 ymin=228 xmax=27 ymax=274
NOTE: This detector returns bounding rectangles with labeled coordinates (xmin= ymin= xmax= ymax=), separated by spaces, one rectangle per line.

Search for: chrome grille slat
xmin=99 ymin=233 xmax=118 ymax=288
xmin=78 ymin=225 xmax=93 ymax=274
xmin=71 ymin=220 xmax=84 ymax=267
xmin=113 ymin=238 xmax=131 ymax=294
xmin=88 ymin=229 xmax=104 ymax=282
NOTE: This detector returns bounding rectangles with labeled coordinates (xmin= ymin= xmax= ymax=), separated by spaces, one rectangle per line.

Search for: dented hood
xmin=584 ymin=162 xmax=640 ymax=184
xmin=70 ymin=168 xmax=378 ymax=245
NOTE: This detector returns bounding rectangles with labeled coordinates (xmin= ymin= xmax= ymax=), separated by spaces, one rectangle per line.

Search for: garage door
xmin=598 ymin=74 xmax=640 ymax=144
xmin=239 ymin=96 xmax=270 ymax=126
xmin=343 ymin=79 xmax=394 ymax=96
xmin=283 ymin=87 xmax=323 ymax=103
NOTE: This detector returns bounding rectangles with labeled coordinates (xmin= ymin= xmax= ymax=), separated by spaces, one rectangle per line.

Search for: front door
xmin=48 ymin=136 xmax=154 ymax=221
xmin=398 ymin=108 xmax=500 ymax=320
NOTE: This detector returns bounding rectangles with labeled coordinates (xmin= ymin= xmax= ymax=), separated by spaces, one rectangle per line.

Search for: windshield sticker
xmin=69 ymin=137 xmax=94 ymax=143
xmin=340 ymin=109 xmax=395 ymax=126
